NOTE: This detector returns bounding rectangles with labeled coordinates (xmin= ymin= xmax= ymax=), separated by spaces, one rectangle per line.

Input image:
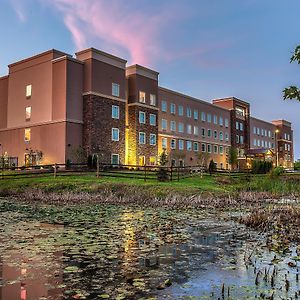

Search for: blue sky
xmin=1 ymin=0 xmax=300 ymax=159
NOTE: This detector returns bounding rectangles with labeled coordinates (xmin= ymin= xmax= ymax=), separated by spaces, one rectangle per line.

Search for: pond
xmin=0 ymin=199 xmax=299 ymax=299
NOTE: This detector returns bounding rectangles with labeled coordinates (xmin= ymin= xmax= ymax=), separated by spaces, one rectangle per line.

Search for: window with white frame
xmin=253 ymin=127 xmax=256 ymax=134
xmin=170 ymin=103 xmax=176 ymax=114
xmin=219 ymin=146 xmax=224 ymax=154
xmin=111 ymin=154 xmax=119 ymax=165
xmin=207 ymin=144 xmax=212 ymax=153
xmin=112 ymin=105 xmax=119 ymax=119
xmin=236 ymin=122 xmax=239 ymax=130
xmin=25 ymin=107 xmax=31 ymax=121
xmin=254 ymin=139 xmax=257 ymax=146
xmin=187 ymin=141 xmax=192 ymax=151
xmin=207 ymin=114 xmax=212 ymax=123
xmin=150 ymin=94 xmax=156 ymax=106
xmin=193 ymin=142 xmax=199 ymax=152
xmin=112 ymin=83 xmax=120 ymax=97
xmin=207 ymin=129 xmax=212 ymax=137
xmin=178 ymin=139 xmax=184 ymax=150
xmin=171 ymin=139 xmax=176 ymax=149
xmin=194 ymin=110 xmax=198 ymax=120
xmin=225 ymin=118 xmax=229 ymax=128
xmin=268 ymin=141 xmax=271 ymax=149
xmin=139 ymin=132 xmax=146 ymax=144
xmin=112 ymin=128 xmax=119 ymax=141
xmin=162 ymin=100 xmax=167 ymax=112
xmin=150 ymin=134 xmax=156 ymax=145
xmin=26 ymin=84 xmax=32 ymax=98
xmin=162 ymin=138 xmax=167 ymax=149
xmin=268 ymin=130 xmax=271 ymax=138
xmin=150 ymin=114 xmax=156 ymax=126
xmin=201 ymin=128 xmax=205 ymax=137
xmin=219 ymin=117 xmax=223 ymax=126
xmin=24 ymin=128 xmax=31 ymax=142
xmin=178 ymin=122 xmax=184 ymax=133
xmin=139 ymin=111 xmax=146 ymax=124
xmin=139 ymin=91 xmax=146 ymax=103
xmin=201 ymin=112 xmax=206 ymax=121
xmin=257 ymin=128 xmax=260 ymax=135
xmin=161 ymin=119 xmax=167 ymax=130
xmin=219 ymin=131 xmax=223 ymax=141
xmin=170 ymin=121 xmax=176 ymax=131
xmin=225 ymin=132 xmax=229 ymax=142
xmin=202 ymin=143 xmax=206 ymax=152
xmin=178 ymin=105 xmax=184 ymax=116
xmin=236 ymin=135 xmax=239 ymax=144
xmin=214 ymin=130 xmax=217 ymax=139
xmin=194 ymin=126 xmax=199 ymax=136
xmin=240 ymin=135 xmax=244 ymax=144
xmin=213 ymin=115 xmax=217 ymax=124
xmin=214 ymin=145 xmax=218 ymax=154
xmin=186 ymin=107 xmax=192 ymax=118
xmin=239 ymin=122 xmax=244 ymax=131
xmin=257 ymin=139 xmax=260 ymax=147
xmin=187 ymin=124 xmax=192 ymax=134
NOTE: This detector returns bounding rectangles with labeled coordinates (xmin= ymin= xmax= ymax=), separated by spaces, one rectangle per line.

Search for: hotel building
xmin=0 ymin=48 xmax=294 ymax=169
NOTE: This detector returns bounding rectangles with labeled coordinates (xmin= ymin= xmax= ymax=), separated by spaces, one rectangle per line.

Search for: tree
xmin=295 ymin=159 xmax=300 ymax=171
xmin=227 ymin=147 xmax=238 ymax=170
xmin=197 ymin=152 xmax=210 ymax=168
xmin=157 ymin=150 xmax=169 ymax=181
xmin=208 ymin=159 xmax=217 ymax=175
xmin=283 ymin=45 xmax=300 ymax=101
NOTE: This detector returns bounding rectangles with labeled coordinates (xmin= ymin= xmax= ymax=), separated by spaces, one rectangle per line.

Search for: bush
xmin=157 ymin=150 xmax=169 ymax=182
xmin=252 ymin=160 xmax=273 ymax=174
xmin=208 ymin=160 xmax=217 ymax=175
xmin=271 ymin=166 xmax=285 ymax=177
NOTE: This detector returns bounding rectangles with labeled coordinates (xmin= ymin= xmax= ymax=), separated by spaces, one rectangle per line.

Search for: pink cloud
xmin=43 ymin=0 xmax=181 ymax=66
xmin=11 ymin=0 xmax=27 ymax=22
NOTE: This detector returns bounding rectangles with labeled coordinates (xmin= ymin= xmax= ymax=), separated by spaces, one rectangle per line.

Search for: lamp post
xmin=0 ymin=144 xmax=3 ymax=179
xmin=275 ymin=129 xmax=280 ymax=167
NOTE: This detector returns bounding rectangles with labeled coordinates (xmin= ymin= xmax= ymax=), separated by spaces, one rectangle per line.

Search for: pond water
xmin=0 ymin=200 xmax=299 ymax=299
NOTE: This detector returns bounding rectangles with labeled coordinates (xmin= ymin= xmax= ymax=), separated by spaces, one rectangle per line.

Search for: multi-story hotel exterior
xmin=0 ymin=48 xmax=294 ymax=169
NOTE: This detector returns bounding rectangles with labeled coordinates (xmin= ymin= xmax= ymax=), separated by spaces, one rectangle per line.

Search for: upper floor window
xmin=112 ymin=105 xmax=119 ymax=119
xmin=268 ymin=130 xmax=271 ymax=138
xmin=219 ymin=146 xmax=224 ymax=154
xmin=186 ymin=141 xmax=192 ymax=151
xmin=26 ymin=85 xmax=32 ymax=98
xmin=202 ymin=143 xmax=206 ymax=152
xmin=161 ymin=100 xmax=167 ymax=112
xmin=170 ymin=103 xmax=176 ymax=114
xmin=139 ymin=132 xmax=146 ymax=144
xmin=178 ymin=139 xmax=184 ymax=150
xmin=178 ymin=122 xmax=184 ymax=133
xmin=193 ymin=142 xmax=199 ymax=152
xmin=201 ymin=112 xmax=206 ymax=122
xmin=201 ymin=128 xmax=205 ymax=137
xmin=162 ymin=137 xmax=167 ymax=149
xmin=150 ymin=114 xmax=156 ymax=126
xmin=213 ymin=115 xmax=218 ymax=124
xmin=194 ymin=110 xmax=198 ymax=120
xmin=178 ymin=105 xmax=184 ymax=116
xmin=253 ymin=127 xmax=256 ymax=134
xmin=150 ymin=94 xmax=156 ymax=106
xmin=139 ymin=111 xmax=146 ymax=124
xmin=112 ymin=128 xmax=119 ymax=141
xmin=194 ymin=126 xmax=199 ymax=136
xmin=25 ymin=107 xmax=31 ymax=121
xmin=139 ymin=91 xmax=146 ymax=103
xmin=207 ymin=129 xmax=212 ymax=137
xmin=170 ymin=121 xmax=176 ymax=131
xmin=253 ymin=139 xmax=257 ymax=147
xmin=219 ymin=131 xmax=223 ymax=141
xmin=112 ymin=83 xmax=120 ymax=97
xmin=239 ymin=123 xmax=244 ymax=131
xmin=236 ymin=122 xmax=239 ymax=130
xmin=214 ymin=130 xmax=217 ymax=139
xmin=240 ymin=135 xmax=244 ymax=144
xmin=24 ymin=128 xmax=31 ymax=142
xmin=207 ymin=144 xmax=212 ymax=153
xmin=225 ymin=118 xmax=229 ymax=128
xmin=150 ymin=134 xmax=156 ymax=145
xmin=187 ymin=124 xmax=192 ymax=134
xmin=225 ymin=132 xmax=229 ymax=142
xmin=214 ymin=145 xmax=218 ymax=154
xmin=186 ymin=107 xmax=192 ymax=118
xmin=207 ymin=114 xmax=212 ymax=123
xmin=171 ymin=139 xmax=176 ymax=149
xmin=161 ymin=119 xmax=167 ymax=130
xmin=219 ymin=117 xmax=223 ymax=126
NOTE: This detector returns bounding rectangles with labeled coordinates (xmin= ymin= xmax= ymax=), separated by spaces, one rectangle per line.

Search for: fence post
xmin=177 ymin=167 xmax=180 ymax=181
xmin=54 ymin=163 xmax=57 ymax=178
xmin=170 ymin=165 xmax=173 ymax=182
xmin=96 ymin=154 xmax=100 ymax=178
xmin=144 ymin=164 xmax=147 ymax=182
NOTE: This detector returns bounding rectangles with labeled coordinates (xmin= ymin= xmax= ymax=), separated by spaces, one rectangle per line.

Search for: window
xmin=150 ymin=134 xmax=156 ymax=145
xmin=178 ymin=122 xmax=184 ymax=133
xmin=257 ymin=128 xmax=260 ymax=135
xmin=202 ymin=143 xmax=206 ymax=152
xmin=161 ymin=119 xmax=167 ymax=130
xmin=162 ymin=101 xmax=167 ymax=112
xmin=139 ymin=91 xmax=146 ymax=103
xmin=26 ymin=84 xmax=32 ymax=98
xmin=25 ymin=107 xmax=31 ymax=121
xmin=171 ymin=139 xmax=176 ymax=149
xmin=24 ymin=128 xmax=31 ymax=142
xmin=201 ymin=128 xmax=205 ymax=137
xmin=112 ymin=83 xmax=120 ymax=97
xmin=170 ymin=121 xmax=176 ymax=131
xmin=187 ymin=107 xmax=192 ymax=118
xmin=214 ymin=130 xmax=217 ymax=139
xmin=139 ymin=156 xmax=146 ymax=166
xmin=162 ymin=138 xmax=167 ymax=149
xmin=225 ymin=118 xmax=229 ymax=128
xmin=112 ymin=105 xmax=119 ymax=119
xmin=213 ymin=115 xmax=218 ymax=124
xmin=254 ymin=139 xmax=257 ymax=146
xmin=194 ymin=126 xmax=199 ymax=136
xmin=236 ymin=135 xmax=239 ymax=144
xmin=170 ymin=103 xmax=176 ymax=114
xmin=219 ymin=131 xmax=223 ymax=141
xmin=219 ymin=146 xmax=224 ymax=154
xmin=194 ymin=110 xmax=198 ymax=120
xmin=111 ymin=154 xmax=119 ymax=165
xmin=257 ymin=140 xmax=261 ymax=147
xmin=219 ymin=117 xmax=223 ymax=126
xmin=187 ymin=141 xmax=192 ymax=151
xmin=178 ymin=139 xmax=184 ymax=150
xmin=207 ymin=144 xmax=212 ymax=153
xmin=178 ymin=105 xmax=184 ymax=116
xmin=239 ymin=123 xmax=244 ymax=131
xmin=150 ymin=114 xmax=156 ymax=126
xmin=268 ymin=130 xmax=271 ymax=138
xmin=150 ymin=156 xmax=156 ymax=165
xmin=187 ymin=124 xmax=192 ymax=134
xmin=236 ymin=122 xmax=239 ymax=130
xmin=201 ymin=112 xmax=206 ymax=121
xmin=139 ymin=111 xmax=146 ymax=124
xmin=207 ymin=129 xmax=212 ymax=137
xmin=207 ymin=114 xmax=212 ymax=123
xmin=150 ymin=94 xmax=156 ymax=106
xmin=139 ymin=132 xmax=146 ymax=144
xmin=193 ymin=142 xmax=199 ymax=152
xmin=112 ymin=128 xmax=119 ymax=141
xmin=268 ymin=141 xmax=271 ymax=149
xmin=240 ymin=135 xmax=244 ymax=144
xmin=253 ymin=127 xmax=256 ymax=134
xmin=214 ymin=145 xmax=218 ymax=154
xmin=225 ymin=133 xmax=229 ymax=142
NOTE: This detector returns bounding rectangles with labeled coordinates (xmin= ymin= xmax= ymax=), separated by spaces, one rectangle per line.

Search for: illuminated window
xmin=25 ymin=107 xmax=31 ymax=121
xmin=162 ymin=138 xmax=167 ymax=149
xmin=112 ymin=105 xmax=119 ymax=119
xmin=150 ymin=156 xmax=156 ymax=165
xmin=150 ymin=134 xmax=156 ymax=145
xmin=139 ymin=91 xmax=146 ymax=103
xmin=112 ymin=128 xmax=119 ymax=141
xmin=112 ymin=83 xmax=120 ymax=97
xmin=24 ymin=128 xmax=31 ymax=142
xmin=150 ymin=94 xmax=156 ymax=106
xmin=26 ymin=85 xmax=32 ymax=98
xmin=139 ymin=156 xmax=146 ymax=166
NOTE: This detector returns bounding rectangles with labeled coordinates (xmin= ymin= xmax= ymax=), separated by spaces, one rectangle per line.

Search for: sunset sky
xmin=1 ymin=0 xmax=300 ymax=159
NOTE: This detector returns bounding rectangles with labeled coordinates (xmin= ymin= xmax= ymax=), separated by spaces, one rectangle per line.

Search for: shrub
xmin=252 ymin=160 xmax=273 ymax=174
xmin=157 ymin=150 xmax=169 ymax=182
xmin=208 ymin=160 xmax=217 ymax=175
xmin=271 ymin=166 xmax=285 ymax=177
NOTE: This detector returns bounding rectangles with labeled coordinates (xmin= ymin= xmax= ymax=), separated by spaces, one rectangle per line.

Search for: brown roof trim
xmin=250 ymin=116 xmax=276 ymax=127
xmin=75 ymin=48 xmax=127 ymax=63
xmin=126 ymin=64 xmax=159 ymax=76
xmin=0 ymin=75 xmax=9 ymax=80
xmin=213 ymin=97 xmax=250 ymax=106
xmin=52 ymin=55 xmax=84 ymax=65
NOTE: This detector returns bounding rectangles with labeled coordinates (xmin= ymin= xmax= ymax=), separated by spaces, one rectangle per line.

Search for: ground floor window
xmin=179 ymin=160 xmax=184 ymax=167
xmin=149 ymin=156 xmax=156 ymax=166
xmin=171 ymin=159 xmax=176 ymax=166
xmin=139 ymin=156 xmax=145 ymax=166
xmin=111 ymin=154 xmax=119 ymax=165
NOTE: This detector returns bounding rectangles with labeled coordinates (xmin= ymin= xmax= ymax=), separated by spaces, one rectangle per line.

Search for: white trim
xmin=127 ymin=102 xmax=159 ymax=110
xmin=83 ymin=91 xmax=126 ymax=103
